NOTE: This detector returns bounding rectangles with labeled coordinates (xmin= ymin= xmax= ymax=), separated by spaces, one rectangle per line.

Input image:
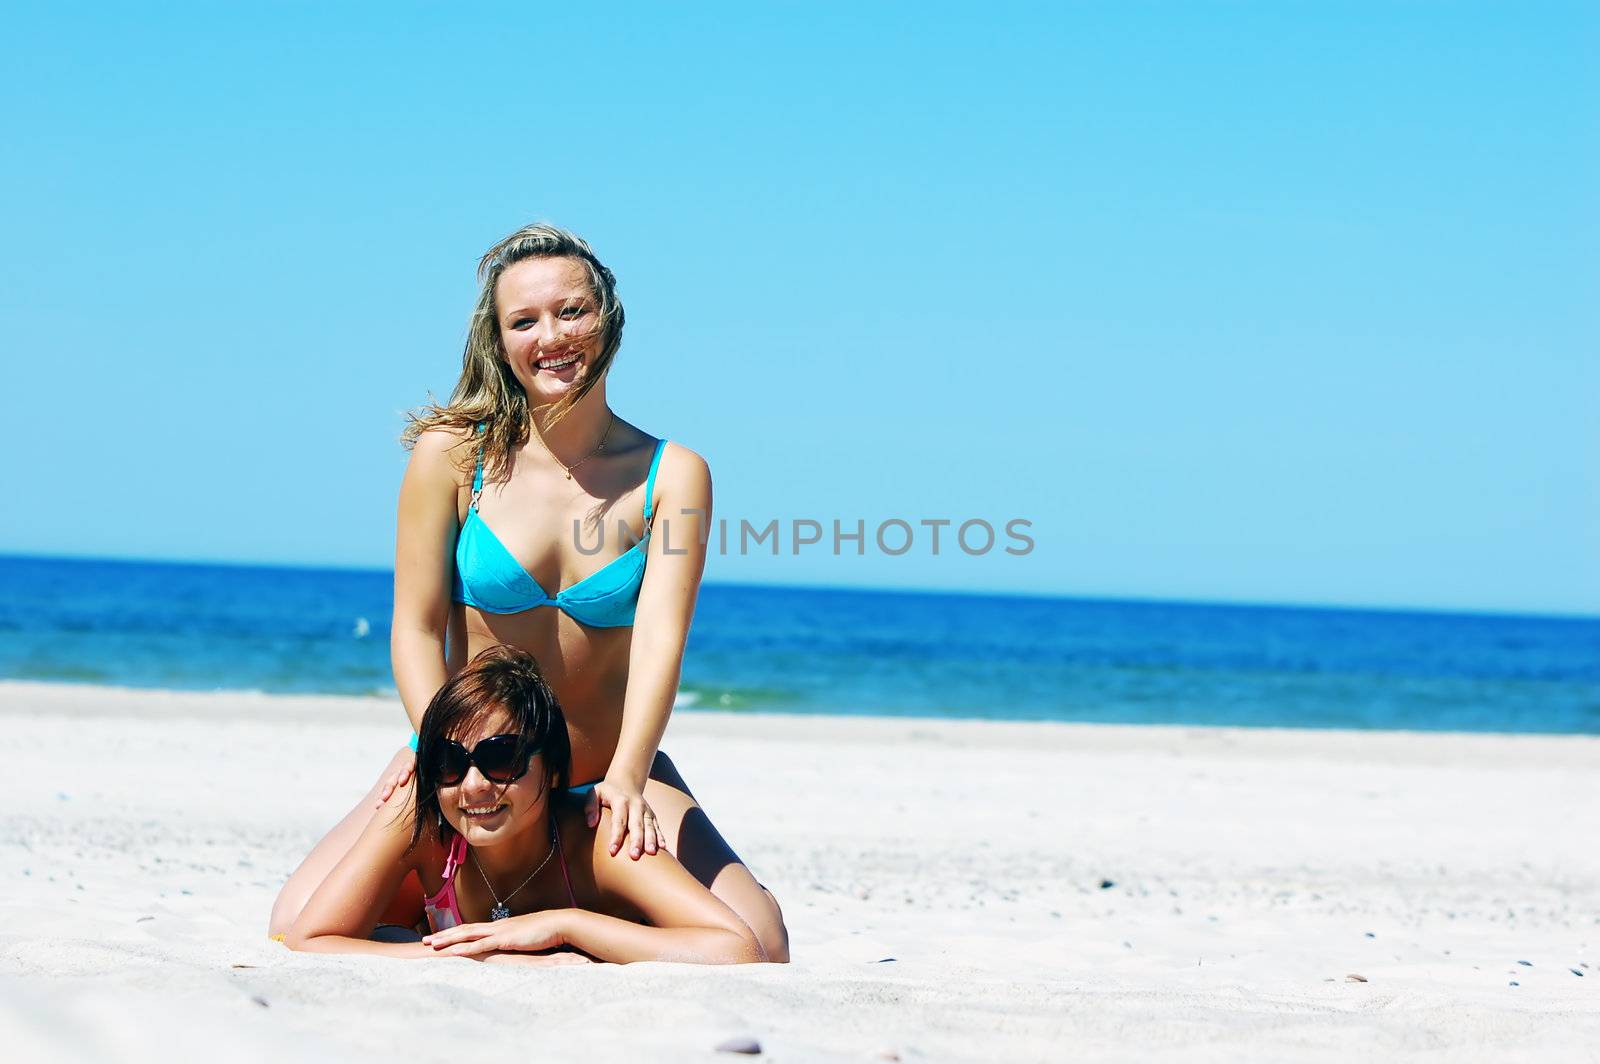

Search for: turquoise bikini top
xmin=452 ymin=438 xmax=667 ymax=628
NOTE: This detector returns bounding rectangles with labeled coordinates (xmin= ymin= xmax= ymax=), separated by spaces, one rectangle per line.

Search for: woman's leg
xmin=267 ymin=747 xmax=421 ymax=938
xmin=644 ymin=752 xmax=790 ymax=963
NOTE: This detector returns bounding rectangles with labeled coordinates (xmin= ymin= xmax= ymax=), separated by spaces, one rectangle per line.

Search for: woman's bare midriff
xmin=450 ymin=603 xmax=633 ymax=785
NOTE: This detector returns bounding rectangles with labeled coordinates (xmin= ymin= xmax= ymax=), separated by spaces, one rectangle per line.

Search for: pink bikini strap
xmin=442 ymin=828 xmax=571 ymax=905
xmin=442 ymin=833 xmax=468 ymax=881
xmin=554 ymin=823 xmax=577 ymax=908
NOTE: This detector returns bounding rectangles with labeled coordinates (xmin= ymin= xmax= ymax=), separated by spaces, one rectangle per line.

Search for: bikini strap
xmin=441 ymin=833 xmax=468 ymax=882
xmin=553 ymin=821 xmax=578 ymax=908
xmin=470 ymin=423 xmax=486 ymax=510
xmin=642 ymin=439 xmax=667 ymax=524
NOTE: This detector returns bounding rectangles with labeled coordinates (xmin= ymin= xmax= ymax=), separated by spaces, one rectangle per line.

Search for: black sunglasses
xmin=435 ymin=734 xmax=539 ymax=786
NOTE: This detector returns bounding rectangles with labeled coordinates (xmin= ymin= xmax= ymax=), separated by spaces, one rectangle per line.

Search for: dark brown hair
xmin=410 ymin=645 xmax=571 ymax=847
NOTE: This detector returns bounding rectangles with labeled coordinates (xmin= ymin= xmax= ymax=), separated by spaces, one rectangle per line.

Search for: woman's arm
xmin=585 ymin=806 xmax=762 ymax=962
xmin=281 ymin=784 xmax=436 ymax=958
xmin=284 ymin=792 xmax=585 ymax=966
xmin=424 ymin=810 xmax=763 ymax=964
xmin=590 ymin=443 xmax=713 ymax=857
xmin=391 ymin=428 xmax=470 ymax=732
xmin=555 ymin=905 xmax=763 ymax=965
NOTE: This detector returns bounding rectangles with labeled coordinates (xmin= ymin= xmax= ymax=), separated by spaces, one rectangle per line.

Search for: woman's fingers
xmin=376 ymin=748 xmax=417 ymax=807
xmin=376 ymin=772 xmax=403 ymax=807
xmin=553 ymin=952 xmax=593 ymax=965
xmin=423 ymin=924 xmax=491 ymax=948
xmin=608 ymin=795 xmax=629 ymax=856
xmin=445 ymin=938 xmax=498 ymax=956
xmin=592 ymin=784 xmax=659 ymax=858
xmin=628 ymin=801 xmax=647 ymax=859
xmin=379 ymin=764 xmax=412 ymax=802
xmin=491 ymin=951 xmax=592 ymax=966
xmin=584 ymin=787 xmax=601 ymax=829
xmin=643 ymin=811 xmax=660 ymax=855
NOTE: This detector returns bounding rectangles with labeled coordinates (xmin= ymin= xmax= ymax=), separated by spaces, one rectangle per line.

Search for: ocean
xmin=1 ymin=555 xmax=1596 ymax=734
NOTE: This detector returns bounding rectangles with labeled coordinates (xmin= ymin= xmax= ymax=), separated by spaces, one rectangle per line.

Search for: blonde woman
xmin=270 ymin=223 xmax=788 ymax=961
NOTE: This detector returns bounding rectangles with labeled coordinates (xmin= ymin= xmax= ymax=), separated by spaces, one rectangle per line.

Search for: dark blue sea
xmin=2 ymin=555 xmax=1596 ymax=734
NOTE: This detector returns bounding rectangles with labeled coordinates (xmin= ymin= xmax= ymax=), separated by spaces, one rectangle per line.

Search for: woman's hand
xmin=423 ymin=911 xmax=570 ymax=957
xmin=584 ymin=776 xmax=661 ymax=859
xmin=374 ymin=746 xmax=416 ymax=807
xmin=481 ymin=950 xmax=592 ymax=967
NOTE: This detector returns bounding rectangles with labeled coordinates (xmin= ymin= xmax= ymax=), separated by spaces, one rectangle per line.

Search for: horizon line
xmin=2 ymin=549 xmax=1595 ymax=623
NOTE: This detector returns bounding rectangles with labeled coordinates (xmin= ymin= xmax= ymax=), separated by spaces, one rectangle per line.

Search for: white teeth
xmin=463 ymin=805 xmax=502 ymax=815
xmin=537 ymin=354 xmax=579 ymax=370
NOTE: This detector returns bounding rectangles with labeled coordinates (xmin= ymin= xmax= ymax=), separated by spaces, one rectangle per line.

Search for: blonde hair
xmin=402 ymin=222 xmax=626 ymax=480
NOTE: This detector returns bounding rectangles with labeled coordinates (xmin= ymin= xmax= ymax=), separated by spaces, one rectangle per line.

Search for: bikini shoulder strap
xmin=553 ymin=822 xmax=578 ymax=908
xmin=470 ymin=422 xmax=486 ymax=508
xmin=642 ymin=439 xmax=668 ymax=523
xmin=441 ymin=833 xmax=468 ymax=881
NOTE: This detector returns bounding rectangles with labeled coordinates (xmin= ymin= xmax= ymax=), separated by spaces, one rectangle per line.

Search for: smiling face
xmin=436 ymin=707 xmax=553 ymax=849
xmin=411 ymin=644 xmax=572 ymax=851
xmin=495 ymin=256 xmax=606 ymax=408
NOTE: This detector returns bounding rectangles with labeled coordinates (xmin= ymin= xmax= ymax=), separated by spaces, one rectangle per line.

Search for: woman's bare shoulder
xmin=412 ymin=425 xmax=477 ymax=462
xmin=655 ymin=440 xmax=710 ymax=506
xmin=659 ymin=439 xmax=708 ymax=473
xmin=405 ymin=425 xmax=477 ymax=490
xmin=368 ymin=778 xmax=450 ymax=876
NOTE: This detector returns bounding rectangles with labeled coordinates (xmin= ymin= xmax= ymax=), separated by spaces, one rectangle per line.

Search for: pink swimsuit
xmin=424 ymin=826 xmax=578 ymax=932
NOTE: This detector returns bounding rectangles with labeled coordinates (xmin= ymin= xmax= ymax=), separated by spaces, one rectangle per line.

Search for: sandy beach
xmin=0 ymin=681 xmax=1595 ymax=1062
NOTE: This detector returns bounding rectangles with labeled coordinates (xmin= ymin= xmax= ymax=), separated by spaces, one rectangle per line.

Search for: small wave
xmin=674 ymin=682 xmax=799 ymax=713
xmin=13 ymin=662 xmax=115 ymax=683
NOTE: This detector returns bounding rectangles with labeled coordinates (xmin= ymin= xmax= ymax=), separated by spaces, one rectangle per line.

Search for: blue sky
xmin=1 ymin=3 xmax=1594 ymax=615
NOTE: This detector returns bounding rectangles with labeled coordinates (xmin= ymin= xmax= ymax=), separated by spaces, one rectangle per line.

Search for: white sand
xmin=0 ymin=681 xmax=1595 ymax=1063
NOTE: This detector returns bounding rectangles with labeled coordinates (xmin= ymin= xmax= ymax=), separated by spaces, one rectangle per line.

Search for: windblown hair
xmin=402 ymin=222 xmax=626 ymax=482
xmin=411 ymin=645 xmax=572 ymax=848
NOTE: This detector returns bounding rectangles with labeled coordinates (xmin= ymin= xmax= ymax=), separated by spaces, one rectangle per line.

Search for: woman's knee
xmin=646 ymin=753 xmax=788 ymax=960
xmin=267 ymin=880 xmax=311 ymax=939
xmin=266 ymin=776 xmax=389 ymax=937
xmin=747 ymin=888 xmax=790 ymax=963
xmin=709 ymin=870 xmax=789 ymax=963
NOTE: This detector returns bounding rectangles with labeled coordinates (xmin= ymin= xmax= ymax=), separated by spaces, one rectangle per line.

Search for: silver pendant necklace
xmin=470 ymin=824 xmax=558 ymax=921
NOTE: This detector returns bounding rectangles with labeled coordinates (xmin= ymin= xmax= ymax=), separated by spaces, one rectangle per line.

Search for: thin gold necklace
xmin=532 ymin=411 xmax=614 ymax=480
